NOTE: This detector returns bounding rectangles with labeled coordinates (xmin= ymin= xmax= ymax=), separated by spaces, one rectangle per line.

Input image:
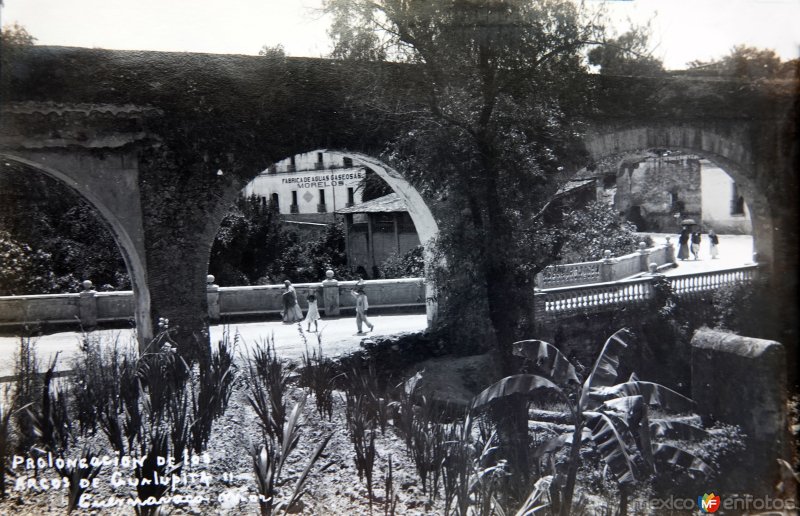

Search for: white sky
xmin=1 ymin=0 xmax=798 ymax=70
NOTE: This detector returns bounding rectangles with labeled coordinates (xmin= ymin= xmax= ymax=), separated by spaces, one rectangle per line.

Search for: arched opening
xmin=215 ymin=149 xmax=439 ymax=324
xmin=0 ymin=153 xmax=151 ymax=340
xmin=580 ymin=151 xmax=754 ymax=237
xmin=582 ymin=126 xmax=768 ymax=267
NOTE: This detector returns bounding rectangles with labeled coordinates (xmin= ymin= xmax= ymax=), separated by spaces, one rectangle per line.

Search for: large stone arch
xmin=583 ymin=124 xmax=769 ymax=266
xmin=0 ymin=151 xmax=152 ymax=342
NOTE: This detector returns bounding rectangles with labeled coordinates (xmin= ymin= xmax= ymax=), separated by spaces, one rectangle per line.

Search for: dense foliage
xmin=0 ymin=169 xmax=129 ymax=294
xmin=209 ymin=195 xmax=355 ymax=286
xmin=325 ymin=0 xmax=664 ymax=361
xmin=687 ymin=45 xmax=798 ymax=80
xmin=588 ymin=28 xmax=665 ymax=76
xmin=558 ymin=201 xmax=644 ymax=262
xmin=0 ymin=231 xmax=58 ymax=296
xmin=378 ymin=245 xmax=425 ymax=279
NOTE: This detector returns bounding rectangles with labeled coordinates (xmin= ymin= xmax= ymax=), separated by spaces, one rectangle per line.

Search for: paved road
xmin=641 ymin=233 xmax=754 ymax=277
xmin=0 ymin=313 xmax=429 ymax=379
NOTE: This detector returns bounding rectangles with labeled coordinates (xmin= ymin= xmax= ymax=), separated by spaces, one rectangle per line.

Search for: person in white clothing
xmin=305 ymin=293 xmax=320 ymax=332
xmin=351 ymin=287 xmax=374 ymax=335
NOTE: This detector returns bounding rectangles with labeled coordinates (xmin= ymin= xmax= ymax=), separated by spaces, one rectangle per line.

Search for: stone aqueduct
xmin=0 ymin=47 xmax=796 ymax=357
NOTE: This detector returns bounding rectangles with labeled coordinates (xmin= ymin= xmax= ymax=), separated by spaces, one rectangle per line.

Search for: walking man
xmin=690 ymin=230 xmax=702 ymax=260
xmin=351 ymin=286 xmax=374 ymax=335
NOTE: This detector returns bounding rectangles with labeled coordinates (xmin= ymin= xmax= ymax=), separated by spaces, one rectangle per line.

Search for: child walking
xmin=351 ymin=287 xmax=374 ymax=335
xmin=305 ymin=292 xmax=320 ymax=332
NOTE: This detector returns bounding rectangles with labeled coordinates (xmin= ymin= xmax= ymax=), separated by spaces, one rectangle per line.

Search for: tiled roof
xmin=335 ymin=193 xmax=408 ymax=214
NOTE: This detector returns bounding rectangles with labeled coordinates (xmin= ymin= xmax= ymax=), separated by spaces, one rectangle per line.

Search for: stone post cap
xmin=322 ymin=269 xmax=338 ymax=285
xmin=81 ymin=280 xmax=95 ymax=292
xmin=665 ymin=236 xmax=672 ymax=244
xmin=648 ymin=262 xmax=659 ymax=273
xmin=602 ymin=250 xmax=613 ymax=261
xmin=206 ymin=275 xmax=218 ymax=289
xmin=638 ymin=241 xmax=647 ymax=252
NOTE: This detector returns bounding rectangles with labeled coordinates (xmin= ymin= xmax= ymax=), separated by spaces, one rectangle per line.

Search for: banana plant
xmin=471 ymin=328 xmax=713 ymax=516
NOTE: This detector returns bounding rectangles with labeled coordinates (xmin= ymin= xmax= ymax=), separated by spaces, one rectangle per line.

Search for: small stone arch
xmin=0 ymin=152 xmax=152 ymax=341
xmin=582 ymin=125 xmax=768 ymax=264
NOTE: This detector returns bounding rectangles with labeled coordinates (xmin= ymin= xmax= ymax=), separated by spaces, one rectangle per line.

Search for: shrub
xmin=559 ymin=202 xmax=644 ymax=263
xmin=712 ymin=276 xmax=773 ymax=338
xmin=246 ymin=337 xmax=289 ymax=440
xmin=379 ymin=245 xmax=425 ymax=279
xmin=300 ymin=336 xmax=336 ymax=421
xmin=71 ymin=334 xmax=139 ymax=453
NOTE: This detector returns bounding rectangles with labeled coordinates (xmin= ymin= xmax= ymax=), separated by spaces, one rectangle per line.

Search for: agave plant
xmin=471 ymin=328 xmax=714 ymax=516
xmin=250 ymin=396 xmax=333 ymax=515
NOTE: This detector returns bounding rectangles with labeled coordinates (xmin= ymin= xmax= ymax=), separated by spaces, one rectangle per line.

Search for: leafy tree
xmin=324 ymin=0 xmax=656 ymax=485
xmin=359 ymin=168 xmax=393 ymax=202
xmin=209 ymin=196 xmax=354 ymax=285
xmin=687 ymin=45 xmax=798 ymax=80
xmin=558 ymin=201 xmax=644 ymax=262
xmin=326 ymin=0 xmax=598 ymax=358
xmin=0 ymin=231 xmax=56 ymax=295
xmin=0 ymin=166 xmax=130 ymax=293
xmin=378 ymin=245 xmax=424 ymax=278
xmin=587 ymin=28 xmax=664 ymax=76
xmin=1 ymin=23 xmax=36 ymax=93
xmin=209 ymin=195 xmax=292 ymax=285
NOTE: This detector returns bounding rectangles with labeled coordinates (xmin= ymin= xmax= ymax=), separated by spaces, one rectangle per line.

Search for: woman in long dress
xmin=677 ymin=227 xmax=690 ymax=260
xmin=281 ymin=280 xmax=304 ymax=323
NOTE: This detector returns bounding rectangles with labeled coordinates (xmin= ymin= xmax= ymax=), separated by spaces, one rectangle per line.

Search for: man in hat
xmin=350 ymin=285 xmax=374 ymax=335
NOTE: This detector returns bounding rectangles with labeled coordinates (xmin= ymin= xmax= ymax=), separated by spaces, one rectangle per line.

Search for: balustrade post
xmin=207 ymin=275 xmax=220 ymax=321
xmin=600 ymin=250 xmax=614 ymax=282
xmin=78 ymin=279 xmax=98 ymax=329
xmin=638 ymin=241 xmax=650 ymax=272
xmin=322 ymin=269 xmax=341 ymax=316
xmin=533 ymin=288 xmax=546 ymax=332
xmin=665 ymin=236 xmax=676 ymax=264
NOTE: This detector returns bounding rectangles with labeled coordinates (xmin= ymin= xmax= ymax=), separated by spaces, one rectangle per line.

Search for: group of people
xmin=677 ymin=226 xmax=719 ymax=261
xmin=281 ymin=279 xmax=374 ymax=335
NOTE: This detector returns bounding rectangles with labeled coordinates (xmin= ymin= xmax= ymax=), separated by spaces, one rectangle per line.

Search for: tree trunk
xmin=479 ymin=153 xmax=531 ymax=495
xmin=560 ymin=417 xmax=584 ymax=516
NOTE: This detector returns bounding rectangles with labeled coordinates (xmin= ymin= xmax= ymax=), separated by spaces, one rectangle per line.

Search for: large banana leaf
xmin=579 ymin=328 xmax=632 ymax=411
xmin=470 ymin=374 xmax=564 ymax=412
xmin=513 ymin=340 xmax=580 ymax=389
xmin=649 ymin=419 xmax=709 ymax=441
xmin=514 ymin=475 xmax=552 ymax=516
xmin=514 ymin=340 xmax=581 ymax=387
xmin=588 ymin=381 xmax=694 ymax=413
xmin=652 ymin=443 xmax=715 ymax=478
xmin=601 ymin=396 xmax=655 ymax=471
xmin=584 ymin=410 xmax=641 ymax=485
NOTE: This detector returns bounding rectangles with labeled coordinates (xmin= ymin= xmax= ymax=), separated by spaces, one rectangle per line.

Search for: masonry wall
xmin=700 ymin=164 xmax=752 ymax=234
xmin=691 ymin=329 xmax=789 ymax=496
xmin=615 ymin=155 xmax=702 ymax=232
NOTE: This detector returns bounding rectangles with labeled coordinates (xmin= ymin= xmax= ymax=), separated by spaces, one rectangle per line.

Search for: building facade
xmin=336 ymin=194 xmax=420 ymax=278
xmin=242 ymin=151 xmax=366 ymax=224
